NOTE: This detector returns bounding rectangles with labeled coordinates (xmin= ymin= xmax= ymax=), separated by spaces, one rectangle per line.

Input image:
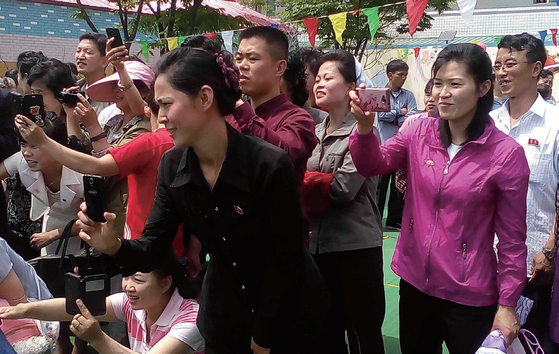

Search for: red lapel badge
xmin=528 ymin=138 xmax=539 ymax=146
xmin=234 ymin=205 xmax=244 ymax=215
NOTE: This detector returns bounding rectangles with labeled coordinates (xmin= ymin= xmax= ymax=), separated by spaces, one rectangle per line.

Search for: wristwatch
xmin=541 ymin=247 xmax=557 ymax=262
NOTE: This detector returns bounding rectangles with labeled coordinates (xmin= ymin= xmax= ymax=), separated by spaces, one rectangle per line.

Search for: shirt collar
xmin=498 ymin=94 xmax=547 ymax=127
xmin=171 ymin=122 xmax=250 ymax=192
xmin=317 ymin=113 xmax=357 ymax=138
xmin=153 ymin=288 xmax=184 ymax=327
xmin=425 ymin=116 xmax=495 ymax=149
xmin=254 ymin=94 xmax=287 ymax=118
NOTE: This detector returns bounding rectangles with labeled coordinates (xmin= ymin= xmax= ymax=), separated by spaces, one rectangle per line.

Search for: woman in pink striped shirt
xmin=0 ymin=253 xmax=205 ymax=354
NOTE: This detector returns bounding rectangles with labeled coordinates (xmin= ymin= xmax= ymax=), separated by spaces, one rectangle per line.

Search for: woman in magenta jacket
xmin=348 ymin=43 xmax=529 ymax=353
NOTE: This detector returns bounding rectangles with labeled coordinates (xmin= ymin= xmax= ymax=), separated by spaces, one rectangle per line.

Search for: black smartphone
xmin=83 ymin=175 xmax=106 ymax=222
xmin=58 ymin=91 xmax=86 ymax=106
xmin=21 ymin=94 xmax=46 ymax=127
xmin=65 ymin=273 xmax=109 ymax=316
xmin=106 ymin=28 xmax=123 ymax=48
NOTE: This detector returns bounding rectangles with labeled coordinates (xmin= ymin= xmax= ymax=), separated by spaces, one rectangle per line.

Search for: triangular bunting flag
xmin=406 ymin=0 xmax=428 ymax=37
xmin=203 ymin=32 xmax=217 ymax=39
xmin=540 ymin=30 xmax=548 ymax=43
xmin=362 ymin=7 xmax=380 ymax=41
xmin=551 ymin=29 xmax=558 ymax=46
xmin=178 ymin=36 xmax=187 ymax=46
xmin=456 ymin=0 xmax=477 ymax=22
xmin=328 ymin=13 xmax=347 ymax=45
xmin=413 ymin=47 xmax=421 ymax=59
xmin=140 ymin=40 xmax=149 ymax=61
xmin=302 ymin=17 xmax=318 ymax=47
xmin=221 ymin=31 xmax=234 ymax=52
xmin=167 ymin=37 xmax=178 ymax=50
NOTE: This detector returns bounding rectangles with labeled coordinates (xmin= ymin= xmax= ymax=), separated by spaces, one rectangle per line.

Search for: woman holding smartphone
xmin=302 ymin=49 xmax=385 ymax=354
xmin=348 ymin=43 xmax=529 ymax=353
xmin=0 ymin=253 xmax=205 ymax=354
xmin=63 ymin=47 xmax=328 ymax=354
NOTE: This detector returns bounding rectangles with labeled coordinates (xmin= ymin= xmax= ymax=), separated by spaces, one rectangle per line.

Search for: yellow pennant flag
xmin=167 ymin=37 xmax=178 ymax=50
xmin=328 ymin=13 xmax=347 ymax=45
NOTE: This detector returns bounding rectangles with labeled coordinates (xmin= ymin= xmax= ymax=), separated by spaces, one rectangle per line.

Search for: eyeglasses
xmin=493 ymin=61 xmax=532 ymax=72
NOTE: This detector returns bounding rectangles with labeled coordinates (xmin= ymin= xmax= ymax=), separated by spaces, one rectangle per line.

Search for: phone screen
xmin=21 ymin=94 xmax=46 ymax=126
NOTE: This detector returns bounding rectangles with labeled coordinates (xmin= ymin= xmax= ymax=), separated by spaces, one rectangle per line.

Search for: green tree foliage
xmin=280 ymin=0 xmax=453 ymax=60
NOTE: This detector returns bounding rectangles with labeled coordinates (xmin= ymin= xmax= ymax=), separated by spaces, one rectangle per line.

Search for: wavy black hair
xmin=27 ymin=59 xmax=76 ymax=100
xmin=284 ymin=50 xmax=309 ymax=107
xmin=156 ymin=47 xmax=242 ymax=116
xmin=432 ymin=43 xmax=494 ymax=148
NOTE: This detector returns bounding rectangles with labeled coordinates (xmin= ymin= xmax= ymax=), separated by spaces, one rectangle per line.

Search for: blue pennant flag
xmin=540 ymin=30 xmax=548 ymax=43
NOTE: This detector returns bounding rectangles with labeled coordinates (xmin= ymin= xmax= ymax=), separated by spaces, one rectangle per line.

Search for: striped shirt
xmin=109 ymin=289 xmax=205 ymax=353
xmin=491 ymin=94 xmax=559 ymax=277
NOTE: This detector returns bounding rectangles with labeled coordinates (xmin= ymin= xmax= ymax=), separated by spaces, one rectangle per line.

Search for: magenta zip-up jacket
xmin=349 ymin=117 xmax=529 ymax=307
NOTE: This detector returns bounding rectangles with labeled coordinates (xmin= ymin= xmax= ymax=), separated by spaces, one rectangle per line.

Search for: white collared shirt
xmin=491 ymin=94 xmax=559 ymax=276
xmin=4 ymin=152 xmax=84 ymax=255
xmin=110 ymin=288 xmax=204 ymax=353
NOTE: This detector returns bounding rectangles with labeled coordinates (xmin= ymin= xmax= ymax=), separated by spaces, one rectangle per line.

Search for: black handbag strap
xmin=55 ymin=219 xmax=78 ymax=269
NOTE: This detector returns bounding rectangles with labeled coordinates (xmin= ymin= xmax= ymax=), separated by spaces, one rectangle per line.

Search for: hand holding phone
xmin=83 ymin=175 xmax=107 ymax=223
xmin=65 ymin=273 xmax=108 ymax=316
xmin=356 ymin=88 xmax=391 ymax=113
xmin=106 ymin=28 xmax=123 ymax=48
xmin=21 ymin=94 xmax=46 ymax=127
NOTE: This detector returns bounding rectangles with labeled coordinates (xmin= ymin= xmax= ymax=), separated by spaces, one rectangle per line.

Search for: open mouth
xmin=128 ymin=294 xmax=139 ymax=302
xmin=315 ymin=91 xmax=326 ymax=98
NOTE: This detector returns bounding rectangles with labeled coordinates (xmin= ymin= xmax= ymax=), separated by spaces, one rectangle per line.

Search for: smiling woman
xmin=348 ymin=43 xmax=531 ymax=354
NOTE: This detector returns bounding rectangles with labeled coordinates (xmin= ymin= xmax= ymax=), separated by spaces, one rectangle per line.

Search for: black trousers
xmin=205 ymin=339 xmax=316 ymax=354
xmin=313 ymin=247 xmax=386 ymax=354
xmin=522 ymin=281 xmax=559 ymax=354
xmin=399 ymin=279 xmax=496 ymax=354
xmin=377 ymin=172 xmax=404 ymax=226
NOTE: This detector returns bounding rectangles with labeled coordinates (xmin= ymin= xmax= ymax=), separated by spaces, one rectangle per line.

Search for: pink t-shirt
xmin=109 ymin=289 xmax=204 ymax=353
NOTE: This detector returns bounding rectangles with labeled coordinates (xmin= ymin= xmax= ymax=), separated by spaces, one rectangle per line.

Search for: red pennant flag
xmin=203 ymin=32 xmax=217 ymax=39
xmin=551 ymin=29 xmax=558 ymax=46
xmin=302 ymin=17 xmax=318 ymax=48
xmin=406 ymin=0 xmax=428 ymax=37
xmin=414 ymin=47 xmax=421 ymax=59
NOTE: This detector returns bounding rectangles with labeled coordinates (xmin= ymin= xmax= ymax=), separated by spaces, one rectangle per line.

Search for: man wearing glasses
xmin=491 ymin=33 xmax=559 ymax=353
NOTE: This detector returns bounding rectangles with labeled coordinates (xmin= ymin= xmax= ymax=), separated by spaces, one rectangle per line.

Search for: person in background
xmin=298 ymin=47 xmax=328 ymax=124
xmin=233 ymin=26 xmax=317 ymax=189
xmin=0 ymin=77 xmax=17 ymax=91
xmin=0 ymin=252 xmax=205 ymax=354
xmin=74 ymin=46 xmax=328 ymax=354
xmin=75 ymin=32 xmax=112 ymax=115
xmin=539 ymin=69 xmax=555 ymax=103
xmin=349 ymin=43 xmax=529 ymax=353
xmin=303 ymin=49 xmax=385 ymax=354
xmin=400 ymin=78 xmax=437 ymax=130
xmin=15 ymin=51 xmax=47 ymax=95
xmin=281 ymin=50 xmax=318 ymax=116
xmin=376 ymin=59 xmax=417 ymax=231
xmin=181 ymin=35 xmax=221 ymax=52
xmin=4 ymin=69 xmax=18 ymax=90
xmin=3 ymin=52 xmax=46 ymax=261
xmin=537 ymin=83 xmax=554 ymax=104
xmin=492 ymin=33 xmax=559 ymax=353
xmin=492 ymin=74 xmax=508 ymax=110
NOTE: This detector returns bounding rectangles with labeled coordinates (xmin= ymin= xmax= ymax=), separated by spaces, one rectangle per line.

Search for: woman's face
xmin=121 ymin=272 xmax=170 ymax=311
xmin=154 ymin=73 xmax=208 ymax=148
xmin=424 ymin=89 xmax=437 ymax=116
xmin=314 ymin=61 xmax=355 ymax=111
xmin=111 ymin=82 xmax=131 ymax=113
xmin=432 ymin=60 xmax=489 ymax=123
xmin=31 ymin=79 xmax=61 ymax=115
xmin=20 ymin=142 xmax=58 ymax=172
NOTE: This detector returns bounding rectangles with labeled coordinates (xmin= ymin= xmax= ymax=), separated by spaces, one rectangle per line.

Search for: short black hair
xmin=239 ymin=26 xmax=288 ymax=61
xmin=16 ymin=51 xmax=48 ymax=77
xmin=5 ymin=69 xmax=18 ymax=84
xmin=283 ymin=50 xmax=309 ymax=107
xmin=386 ymin=60 xmax=409 ymax=75
xmin=318 ymin=49 xmax=357 ymax=84
xmin=27 ymin=59 xmax=76 ymax=99
xmin=298 ymin=47 xmax=324 ymax=77
xmin=541 ymin=69 xmax=554 ymax=79
xmin=79 ymin=32 xmax=108 ymax=56
xmin=537 ymin=83 xmax=552 ymax=99
xmin=182 ymin=35 xmax=221 ymax=54
xmin=425 ymin=78 xmax=434 ymax=94
xmin=498 ymin=33 xmax=546 ymax=76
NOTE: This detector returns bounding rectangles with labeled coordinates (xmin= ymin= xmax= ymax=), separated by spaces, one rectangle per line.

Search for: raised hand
xmin=76 ymin=202 xmax=121 ymax=256
xmin=14 ymin=115 xmax=48 ymax=147
xmin=69 ymin=299 xmax=103 ymax=344
xmin=349 ymin=83 xmax=376 ymax=135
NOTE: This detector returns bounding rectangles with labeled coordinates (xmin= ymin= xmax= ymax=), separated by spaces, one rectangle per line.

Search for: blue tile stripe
xmin=0 ymin=0 xmax=151 ymax=40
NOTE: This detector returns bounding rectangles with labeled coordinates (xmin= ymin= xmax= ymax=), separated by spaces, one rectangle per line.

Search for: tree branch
xmin=76 ymin=0 xmax=98 ymax=32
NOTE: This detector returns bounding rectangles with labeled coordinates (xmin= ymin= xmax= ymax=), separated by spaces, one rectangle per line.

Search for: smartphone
xmin=21 ymin=94 xmax=46 ymax=127
xmin=58 ymin=91 xmax=86 ymax=106
xmin=65 ymin=273 xmax=109 ymax=316
xmin=106 ymin=28 xmax=123 ymax=48
xmin=356 ymin=88 xmax=391 ymax=112
xmin=83 ymin=175 xmax=106 ymax=222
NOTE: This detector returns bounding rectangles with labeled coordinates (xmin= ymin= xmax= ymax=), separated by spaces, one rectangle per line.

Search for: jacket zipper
xmin=425 ymin=159 xmax=451 ymax=291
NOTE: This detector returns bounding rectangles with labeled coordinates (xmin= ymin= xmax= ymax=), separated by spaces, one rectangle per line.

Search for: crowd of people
xmin=0 ymin=27 xmax=557 ymax=354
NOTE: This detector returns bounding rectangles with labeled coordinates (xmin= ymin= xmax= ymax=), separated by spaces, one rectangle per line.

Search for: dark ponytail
xmin=156 ymin=47 xmax=242 ymax=116
xmin=152 ymin=249 xmax=198 ymax=300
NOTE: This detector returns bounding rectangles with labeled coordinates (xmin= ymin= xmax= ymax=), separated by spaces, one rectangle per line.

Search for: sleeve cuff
xmin=232 ymin=101 xmax=254 ymax=130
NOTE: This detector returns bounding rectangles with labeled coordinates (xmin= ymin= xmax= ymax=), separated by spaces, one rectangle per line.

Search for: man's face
xmin=495 ymin=48 xmax=540 ymax=99
xmin=538 ymin=75 xmax=553 ymax=89
xmin=75 ymin=39 xmax=106 ymax=78
xmin=388 ymin=70 xmax=408 ymax=90
xmin=235 ymin=37 xmax=285 ymax=99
